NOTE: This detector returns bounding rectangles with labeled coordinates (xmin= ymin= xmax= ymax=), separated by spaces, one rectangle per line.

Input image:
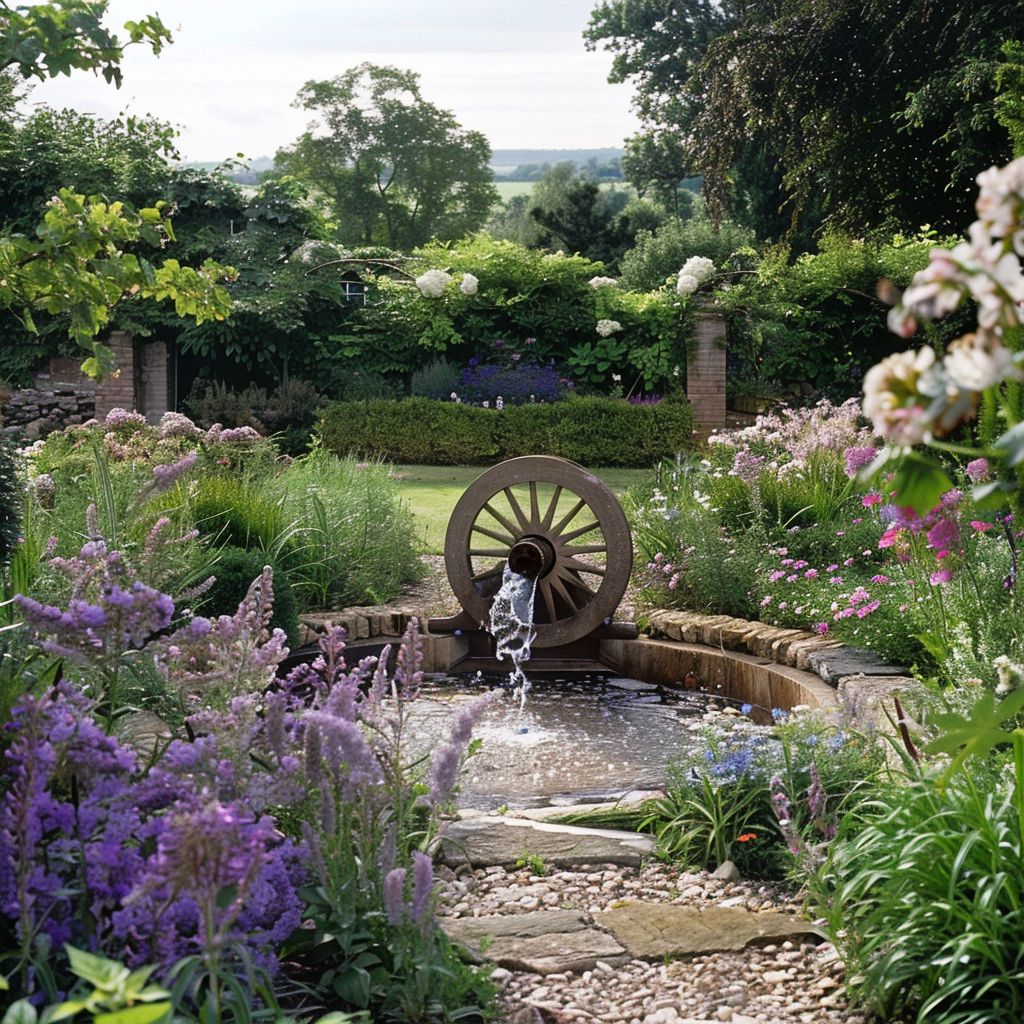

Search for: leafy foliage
xmin=0 ymin=1 xmax=171 ymax=88
xmin=318 ymin=395 xmax=693 ymax=467
xmin=277 ymin=62 xmax=498 ymax=249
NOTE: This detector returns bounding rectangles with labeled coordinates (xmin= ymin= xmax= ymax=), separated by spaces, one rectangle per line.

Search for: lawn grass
xmin=392 ymin=464 xmax=653 ymax=554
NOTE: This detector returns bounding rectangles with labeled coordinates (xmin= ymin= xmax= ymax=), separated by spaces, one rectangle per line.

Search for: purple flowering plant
xmin=0 ymin=612 xmax=495 ymax=1018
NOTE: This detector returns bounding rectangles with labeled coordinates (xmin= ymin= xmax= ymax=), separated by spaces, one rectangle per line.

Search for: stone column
xmin=139 ymin=341 xmax=169 ymax=424
xmin=687 ymin=308 xmax=727 ymax=434
xmin=93 ymin=332 xmax=136 ymax=420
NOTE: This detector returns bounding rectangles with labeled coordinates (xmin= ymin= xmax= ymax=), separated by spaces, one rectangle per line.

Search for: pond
xmin=408 ymin=674 xmax=717 ymax=809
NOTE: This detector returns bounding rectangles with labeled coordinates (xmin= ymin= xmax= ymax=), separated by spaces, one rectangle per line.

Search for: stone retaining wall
xmin=300 ymin=604 xmax=922 ymax=727
xmin=1 ymin=380 xmax=96 ymax=440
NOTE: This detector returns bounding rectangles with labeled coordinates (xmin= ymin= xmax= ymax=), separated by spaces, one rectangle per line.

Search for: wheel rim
xmin=444 ymin=456 xmax=632 ymax=647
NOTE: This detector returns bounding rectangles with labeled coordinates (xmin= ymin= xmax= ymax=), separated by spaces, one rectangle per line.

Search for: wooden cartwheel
xmin=436 ymin=456 xmax=633 ymax=649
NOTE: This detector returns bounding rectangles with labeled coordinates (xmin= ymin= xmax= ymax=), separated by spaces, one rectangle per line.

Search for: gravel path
xmin=437 ymin=863 xmax=865 ymax=1024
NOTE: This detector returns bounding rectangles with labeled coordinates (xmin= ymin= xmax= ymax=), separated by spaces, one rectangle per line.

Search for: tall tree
xmin=587 ymin=0 xmax=1023 ymax=238
xmin=277 ymin=63 xmax=498 ymax=249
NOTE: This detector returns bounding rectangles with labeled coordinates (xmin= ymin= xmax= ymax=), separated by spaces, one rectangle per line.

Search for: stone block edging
xmin=642 ymin=609 xmax=922 ymax=725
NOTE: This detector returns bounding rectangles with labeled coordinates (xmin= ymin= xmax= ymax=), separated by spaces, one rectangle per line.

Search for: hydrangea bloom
xmin=157 ymin=411 xmax=202 ymax=438
xmin=588 ymin=276 xmax=618 ymax=288
xmin=459 ymin=272 xmax=479 ymax=296
xmin=596 ymin=319 xmax=623 ymax=337
xmin=676 ymin=273 xmax=700 ymax=296
xmin=415 ymin=269 xmax=451 ymax=298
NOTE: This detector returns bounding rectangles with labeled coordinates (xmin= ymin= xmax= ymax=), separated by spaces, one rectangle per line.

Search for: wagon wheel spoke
xmin=482 ymin=501 xmax=521 ymax=540
xmin=548 ymin=573 xmax=579 ymax=613
xmin=551 ymin=498 xmax=586 ymax=537
xmin=470 ymin=547 xmax=512 ymax=558
xmin=538 ymin=577 xmax=558 ymax=622
xmin=557 ymin=567 xmax=597 ymax=598
xmin=560 ymin=520 xmax=601 ymax=543
xmin=472 ymin=523 xmax=515 ymax=546
xmin=561 ymin=543 xmax=607 ymax=556
xmin=529 ymin=481 xmax=540 ymax=527
xmin=471 ymin=563 xmax=504 ymax=583
xmin=541 ymin=485 xmax=563 ymax=530
xmin=503 ymin=487 xmax=532 ymax=532
xmin=561 ymin=557 xmax=605 ymax=577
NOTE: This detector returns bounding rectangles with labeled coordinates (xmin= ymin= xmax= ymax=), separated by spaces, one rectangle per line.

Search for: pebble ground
xmin=436 ymin=862 xmax=867 ymax=1024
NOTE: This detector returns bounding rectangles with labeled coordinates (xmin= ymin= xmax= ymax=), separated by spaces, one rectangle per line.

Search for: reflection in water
xmin=406 ymin=676 xmax=710 ymax=809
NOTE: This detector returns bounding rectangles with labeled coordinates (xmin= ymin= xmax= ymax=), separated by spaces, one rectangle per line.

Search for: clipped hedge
xmin=318 ymin=397 xmax=693 ymax=467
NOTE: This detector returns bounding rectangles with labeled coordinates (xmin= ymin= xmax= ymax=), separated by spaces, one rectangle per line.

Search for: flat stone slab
xmin=600 ymin=902 xmax=822 ymax=959
xmin=443 ymin=910 xmax=627 ymax=975
xmin=605 ymin=677 xmax=659 ymax=692
xmin=807 ymin=646 xmax=906 ymax=684
xmin=438 ymin=816 xmax=655 ymax=868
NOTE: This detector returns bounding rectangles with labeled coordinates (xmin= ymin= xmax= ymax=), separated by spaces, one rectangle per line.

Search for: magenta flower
xmin=970 ymin=520 xmax=993 ymax=532
xmin=813 ymin=622 xmax=829 ymax=635
xmin=862 ymin=492 xmax=883 ymax=507
xmin=930 ymin=568 xmax=953 ymax=585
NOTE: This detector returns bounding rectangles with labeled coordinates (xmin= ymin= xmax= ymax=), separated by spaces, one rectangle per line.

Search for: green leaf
xmin=93 ymin=1004 xmax=172 ymax=1024
xmin=333 ymin=967 xmax=371 ymax=1008
xmin=65 ymin=945 xmax=129 ymax=990
xmin=888 ymin=453 xmax=954 ymax=515
xmin=924 ymin=685 xmax=1024 ymax=787
xmin=993 ymin=421 xmax=1024 ymax=467
xmin=2 ymin=1001 xmax=38 ymax=1024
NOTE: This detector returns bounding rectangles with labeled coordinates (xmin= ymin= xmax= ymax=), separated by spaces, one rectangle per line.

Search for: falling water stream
xmin=487 ymin=565 xmax=538 ymax=715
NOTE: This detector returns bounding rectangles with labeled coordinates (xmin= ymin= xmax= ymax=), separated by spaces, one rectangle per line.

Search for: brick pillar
xmin=139 ymin=341 xmax=169 ymax=424
xmin=93 ymin=332 xmax=136 ymax=420
xmin=687 ymin=308 xmax=727 ymax=434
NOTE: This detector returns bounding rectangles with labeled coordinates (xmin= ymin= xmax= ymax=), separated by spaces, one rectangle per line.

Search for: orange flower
xmin=736 ymin=833 xmax=758 ymax=843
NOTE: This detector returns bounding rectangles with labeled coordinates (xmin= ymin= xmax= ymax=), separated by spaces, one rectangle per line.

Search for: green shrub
xmin=318 ymin=398 xmax=499 ymax=465
xmin=546 ymin=397 xmax=692 ymax=467
xmin=264 ymin=451 xmax=423 ymax=608
xmin=0 ymin=439 xmax=19 ymax=567
xmin=411 ymin=356 xmax=464 ymax=398
xmin=619 ymin=212 xmax=757 ymax=292
xmin=318 ymin=397 xmax=693 ymax=467
xmin=200 ymin=546 xmax=300 ymax=644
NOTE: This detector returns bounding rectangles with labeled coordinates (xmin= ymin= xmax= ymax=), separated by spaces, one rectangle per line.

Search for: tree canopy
xmin=586 ymin=0 xmax=1022 ymax=239
xmin=0 ymin=0 xmax=171 ymax=86
xmin=277 ymin=63 xmax=499 ymax=250
xmin=0 ymin=2 xmax=233 ymax=376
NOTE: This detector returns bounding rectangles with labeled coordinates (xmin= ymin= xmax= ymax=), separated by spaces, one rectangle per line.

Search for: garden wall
xmin=0 ymin=333 xmax=171 ymax=440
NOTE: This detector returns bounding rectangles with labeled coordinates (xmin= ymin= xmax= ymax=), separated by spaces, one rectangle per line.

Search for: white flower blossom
xmin=589 ymin=276 xmax=618 ymax=288
xmin=862 ymin=347 xmax=939 ymax=445
xmin=495 ymin=396 xmax=504 ymax=410
xmin=415 ymin=269 xmax=451 ymax=298
xmin=943 ymin=331 xmax=1024 ymax=392
xmin=596 ymin=319 xmax=622 ymax=337
xmin=460 ymin=272 xmax=479 ymax=296
xmin=676 ymin=273 xmax=700 ymax=296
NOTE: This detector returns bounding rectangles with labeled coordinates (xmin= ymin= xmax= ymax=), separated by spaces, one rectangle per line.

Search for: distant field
xmin=493 ymin=180 xmax=632 ymax=204
xmin=494 ymin=181 xmax=536 ymax=201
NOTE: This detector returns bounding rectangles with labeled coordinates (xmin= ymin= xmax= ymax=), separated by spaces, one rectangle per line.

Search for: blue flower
xmin=771 ymin=708 xmax=789 ymax=723
xmin=741 ymin=703 xmax=753 ymax=715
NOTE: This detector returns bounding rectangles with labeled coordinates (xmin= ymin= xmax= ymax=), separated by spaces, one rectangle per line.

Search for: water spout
xmin=488 ymin=564 xmax=537 ymax=712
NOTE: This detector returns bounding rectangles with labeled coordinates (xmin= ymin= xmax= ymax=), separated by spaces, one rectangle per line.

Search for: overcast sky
xmin=29 ymin=0 xmax=641 ymax=162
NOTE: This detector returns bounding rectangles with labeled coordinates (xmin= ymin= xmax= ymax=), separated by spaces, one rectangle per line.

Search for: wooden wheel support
xmin=439 ymin=456 xmax=633 ymax=648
